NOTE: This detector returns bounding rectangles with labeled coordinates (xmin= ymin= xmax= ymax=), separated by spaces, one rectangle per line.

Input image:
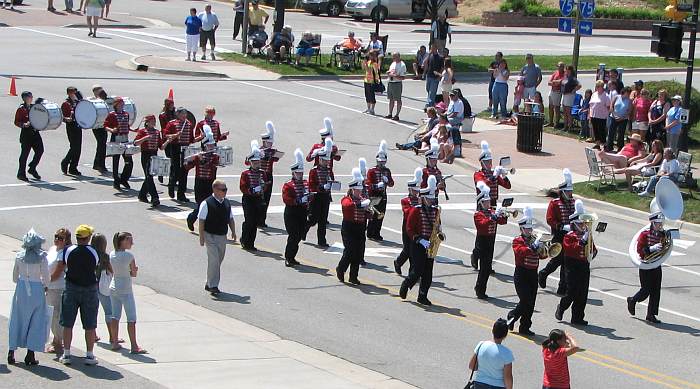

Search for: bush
xmin=644 ymin=81 xmax=700 ymax=127
xmin=524 ymin=3 xmax=559 ymax=16
xmin=499 ymin=0 xmax=665 ymax=19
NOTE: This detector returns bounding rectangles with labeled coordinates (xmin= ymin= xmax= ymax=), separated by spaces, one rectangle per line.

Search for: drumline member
xmin=473 ymin=182 xmax=508 ymax=300
xmin=307 ymin=117 xmax=341 ymax=168
xmin=282 ymin=149 xmax=311 ymax=267
xmin=15 ymin=91 xmax=44 ymax=181
xmin=471 ymin=141 xmax=511 ymax=270
xmin=306 ymin=138 xmax=335 ymax=248
xmin=91 ymin=85 xmax=109 ymax=173
xmin=336 ymin=168 xmax=371 ymax=285
xmin=186 ymin=128 xmax=221 ymax=231
xmin=507 ymin=207 xmax=547 ymax=336
xmin=399 ymin=175 xmax=441 ymax=306
xmin=239 ymin=141 xmax=269 ymax=251
xmin=158 ymin=98 xmax=176 ymax=184
xmin=60 ymin=86 xmax=83 ymax=176
xmin=365 ymin=140 xmax=395 ymax=241
xmin=258 ymin=121 xmax=280 ymax=228
xmin=555 ymin=200 xmax=597 ymax=326
xmin=421 ymin=139 xmax=445 ymax=197
xmin=103 ymin=97 xmax=134 ymax=190
xmin=394 ymin=167 xmax=423 ymax=275
xmin=134 ymin=115 xmax=175 ymax=207
xmin=358 ymin=158 xmax=369 ymax=266
xmin=626 ymin=212 xmax=665 ymax=324
xmin=162 ymin=107 xmax=195 ymax=201
xmin=539 ymin=169 xmax=575 ymax=295
xmin=194 ymin=106 xmax=229 ymax=143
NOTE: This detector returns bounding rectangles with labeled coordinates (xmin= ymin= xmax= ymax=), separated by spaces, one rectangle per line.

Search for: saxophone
xmin=427 ymin=206 xmax=445 ymax=258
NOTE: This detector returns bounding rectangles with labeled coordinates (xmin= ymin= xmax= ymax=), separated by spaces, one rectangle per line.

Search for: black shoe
xmin=518 ymin=328 xmax=535 ymax=336
xmin=627 ymin=297 xmax=636 ymax=316
xmin=151 ymin=200 xmax=160 ymax=207
xmin=7 ymin=351 xmax=15 ymax=365
xmin=646 ymin=315 xmax=661 ymax=324
xmin=392 ymin=116 xmax=400 ymax=121
xmin=113 ymin=182 xmax=121 ymax=190
xmin=210 ymin=287 xmax=221 ymax=296
xmin=374 ymin=235 xmax=384 ymax=241
xmin=138 ymin=196 xmax=149 ymax=203
xmin=399 ymin=282 xmax=408 ymax=299
xmin=571 ymin=319 xmax=588 ymax=326
xmin=17 ymin=174 xmax=29 ymax=182
xmin=384 ymin=114 xmax=393 ymax=119
xmin=490 ymin=269 xmax=496 ymax=275
xmin=470 ymin=253 xmax=478 ymax=270
xmin=24 ymin=351 xmax=38 ymax=366
xmin=258 ymin=223 xmax=268 ymax=228
xmin=177 ymin=196 xmax=190 ymax=202
xmin=168 ymin=187 xmax=175 ymax=198
xmin=68 ymin=169 xmax=82 ymax=176
xmin=555 ymin=287 xmax=567 ymax=296
xmin=242 ymin=246 xmax=257 ymax=252
xmin=157 ymin=176 xmax=164 ymax=183
xmin=285 ymin=259 xmax=295 ymax=267
xmin=27 ymin=167 xmax=41 ymax=180
xmin=507 ymin=316 xmax=516 ymax=331
xmin=336 ymin=267 xmax=344 ymax=282
xmin=318 ymin=242 xmax=330 ymax=248
xmin=555 ymin=304 xmax=564 ymax=321
xmin=60 ymin=161 xmax=68 ymax=175
xmin=476 ymin=293 xmax=488 ymax=300
xmin=393 ymin=260 xmax=402 ymax=275
xmin=360 ymin=260 xmax=367 ymax=267
xmin=395 ymin=142 xmax=404 ymax=150
xmin=121 ymin=179 xmax=130 ymax=189
xmin=348 ymin=277 xmax=361 ymax=285
xmin=187 ymin=217 xmax=195 ymax=232
xmin=417 ymin=295 xmax=432 ymax=306
xmin=205 ymin=284 xmax=211 ymax=292
xmin=537 ymin=270 xmax=547 ymax=289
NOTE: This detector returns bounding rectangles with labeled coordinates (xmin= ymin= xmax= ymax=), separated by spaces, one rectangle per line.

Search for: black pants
xmin=62 ymin=123 xmax=82 ymax=170
xmin=188 ymin=177 xmax=215 ymax=226
xmin=110 ymin=135 xmax=133 ymax=184
xmin=284 ymin=205 xmax=308 ymax=260
xmin=233 ymin=11 xmax=244 ymax=39
xmin=559 ymin=257 xmax=590 ymax=322
xmin=337 ymin=221 xmax=366 ymax=280
xmin=591 ymin=117 xmax=607 ymax=144
xmin=307 ymin=192 xmax=331 ymax=245
xmin=631 ymin=267 xmax=662 ymax=317
xmin=259 ymin=177 xmax=273 ymax=226
xmin=92 ymin=127 xmax=107 ymax=170
xmin=401 ymin=240 xmax=434 ymax=298
xmin=18 ymin=131 xmax=43 ymax=176
xmin=471 ymin=199 xmax=497 ymax=266
xmin=539 ymin=233 xmax=567 ymax=292
xmin=607 ymin=118 xmax=628 ymax=151
xmin=366 ymin=194 xmax=387 ymax=238
xmin=241 ymin=194 xmax=264 ymax=248
xmin=508 ymin=266 xmax=538 ymax=331
xmin=396 ymin=218 xmax=411 ymax=268
xmin=139 ymin=151 xmax=159 ymax=202
xmin=475 ymin=235 xmax=496 ymax=295
xmin=168 ymin=145 xmax=187 ymax=197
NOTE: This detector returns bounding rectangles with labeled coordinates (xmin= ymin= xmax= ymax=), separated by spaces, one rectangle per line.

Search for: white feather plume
xmin=574 ymin=199 xmax=585 ymax=215
xmin=476 ymin=181 xmax=490 ymax=198
xmin=324 ymin=137 xmax=333 ymax=152
xmin=359 ymin=158 xmax=367 ymax=175
xmin=563 ymin=168 xmax=572 ymax=186
xmin=323 ymin=117 xmax=333 ymax=134
xmin=413 ymin=167 xmax=422 ymax=183
xmin=523 ymin=206 xmax=533 ymax=220
xmin=427 ymin=175 xmax=437 ymax=191
xmin=352 ymin=167 xmax=363 ymax=181
xmin=250 ymin=140 xmax=259 ymax=153
xmin=264 ymin=121 xmax=276 ymax=141
xmin=294 ymin=148 xmax=303 ymax=165
xmin=203 ymin=124 xmax=214 ymax=144
xmin=480 ymin=140 xmax=490 ymax=153
xmin=429 ymin=137 xmax=439 ymax=154
xmin=378 ymin=140 xmax=387 ymax=154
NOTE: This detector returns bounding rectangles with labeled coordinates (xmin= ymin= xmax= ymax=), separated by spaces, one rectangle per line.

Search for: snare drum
xmin=106 ymin=142 xmax=126 ymax=156
xmin=75 ymin=98 xmax=110 ymax=129
xmin=149 ymin=156 xmax=171 ymax=176
xmin=216 ymin=146 xmax=234 ymax=166
xmin=29 ymin=101 xmax=62 ymax=131
xmin=105 ymin=96 xmax=138 ymax=126
xmin=124 ymin=144 xmax=141 ymax=156
xmin=183 ymin=145 xmax=200 ymax=160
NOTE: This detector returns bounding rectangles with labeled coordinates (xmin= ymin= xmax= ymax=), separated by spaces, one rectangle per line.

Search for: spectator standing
xmin=589 ymin=80 xmax=611 ymax=150
xmin=185 ymin=8 xmax=202 ymax=62
xmin=512 ymin=76 xmax=524 ymax=114
xmin=46 ymin=228 xmax=71 ymax=354
xmin=467 ymin=318 xmax=514 ymax=389
xmin=100 ymin=0 xmax=111 ymax=18
xmin=665 ymin=95 xmax=683 ymax=154
xmin=491 ymin=60 xmax=510 ymax=119
xmin=547 ymin=62 xmax=566 ymax=127
xmin=386 ymin=52 xmax=406 ymax=121
xmin=648 ymin=89 xmax=671 ymax=148
xmin=84 ymin=0 xmax=102 ymax=37
xmin=639 ymin=148 xmax=679 ymax=197
xmin=413 ymin=45 xmax=427 ymax=80
xmin=109 ymin=232 xmax=147 ymax=354
xmin=362 ymin=51 xmax=381 ymax=115
xmin=607 ymin=68 xmax=624 ymax=93
xmin=632 ymin=88 xmax=652 ymax=141
xmin=542 ymin=329 xmax=579 ymax=389
xmin=487 ymin=52 xmax=503 ymax=112
xmin=7 ymin=229 xmax=49 ymax=366
xmin=54 ymin=224 xmax=100 ymax=366
xmin=232 ymin=0 xmax=244 ymax=40
xmin=607 ymin=86 xmax=633 ymax=152
xmin=248 ymin=0 xmax=269 ymax=33
xmin=199 ymin=4 xmax=220 ymax=61
xmin=519 ymin=53 xmax=542 ymax=100
xmin=440 ymin=57 xmax=454 ymax=105
xmin=198 ymin=180 xmax=238 ymax=296
xmin=48 ymin=0 xmax=56 ymax=11
xmin=561 ymin=65 xmax=581 ymax=132
xmin=579 ymin=89 xmax=592 ymax=140
xmin=424 ymin=44 xmax=444 ymax=109
xmin=431 ymin=14 xmax=452 ymax=55
xmin=91 ymin=233 xmax=119 ymax=347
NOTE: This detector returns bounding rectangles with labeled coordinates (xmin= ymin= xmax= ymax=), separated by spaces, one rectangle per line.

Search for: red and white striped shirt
xmin=185 ymin=154 xmax=219 ymax=180
xmin=104 ymin=111 xmax=131 ymax=136
xmin=282 ymin=179 xmax=309 ymax=207
xmin=512 ymin=235 xmax=540 ymax=269
xmin=240 ymin=169 xmax=267 ymax=196
xmin=309 ymin=166 xmax=334 ymax=193
xmin=341 ymin=195 xmax=369 ymax=224
xmin=135 ymin=127 xmax=163 ymax=152
xmin=163 ymin=119 xmax=194 ymax=146
xmin=474 ymin=209 xmax=507 ymax=236
xmin=547 ymin=198 xmax=576 ymax=231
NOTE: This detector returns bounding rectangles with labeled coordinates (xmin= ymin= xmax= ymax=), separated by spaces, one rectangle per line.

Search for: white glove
xmin=360 ymin=199 xmax=371 ymax=208
xmin=382 ymin=176 xmax=389 ymax=183
xmin=562 ymin=224 xmax=571 ymax=232
xmin=300 ymin=195 xmax=309 ymax=204
xmin=581 ymin=231 xmax=589 ymax=243
xmin=494 ymin=166 xmax=503 ymax=176
xmin=650 ymin=243 xmax=663 ymax=253
xmin=253 ymin=185 xmax=262 ymax=193
xmin=495 ymin=206 xmax=503 ymax=216
xmin=418 ymin=239 xmax=430 ymax=249
xmin=323 ymin=183 xmax=331 ymax=190
xmin=533 ymin=237 xmax=541 ymax=248
xmin=376 ymin=182 xmax=385 ymax=189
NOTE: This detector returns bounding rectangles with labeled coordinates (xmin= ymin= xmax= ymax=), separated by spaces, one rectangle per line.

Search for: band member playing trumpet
xmin=90 ymin=85 xmax=109 ymax=173
xmin=627 ymin=212 xmax=665 ymax=324
xmin=15 ymin=91 xmax=43 ymax=181
xmin=282 ymin=149 xmax=310 ymax=267
xmin=134 ymin=115 xmax=175 ymax=207
xmin=258 ymin=121 xmax=280 ymax=228
xmin=61 ymin=86 xmax=83 ymax=176
xmin=239 ymin=141 xmax=269 ymax=251
xmin=474 ymin=182 xmax=508 ymax=299
xmin=540 ymin=169 xmax=576 ymax=295
xmin=307 ymin=117 xmax=341 ymax=168
xmin=307 ymin=138 xmax=335 ymax=248
xmin=394 ymin=167 xmax=423 ymax=275
xmin=186 ymin=129 xmax=221 ymax=232
xmin=194 ymin=106 xmax=229 ymax=143
xmin=162 ymin=107 xmax=194 ymax=201
xmin=421 ymin=139 xmax=445 ymax=198
xmin=556 ymin=200 xmax=597 ymax=326
xmin=104 ymin=97 xmax=133 ymax=190
xmin=508 ymin=207 xmax=547 ymax=335
xmin=336 ymin=168 xmax=371 ymax=285
xmin=366 ymin=140 xmax=394 ymax=241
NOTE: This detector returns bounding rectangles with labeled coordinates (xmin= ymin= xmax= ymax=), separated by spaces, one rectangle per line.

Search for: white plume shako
xmin=420 ymin=175 xmax=438 ymax=198
xmin=569 ymin=199 xmax=586 ymax=222
xmin=348 ymin=167 xmax=364 ymax=189
xmin=649 ymin=211 xmax=665 ymax=222
xmin=558 ymin=168 xmax=573 ymax=191
xmin=359 ymin=158 xmax=367 ymax=177
xmin=201 ymin=124 xmax=216 ymax=147
xmin=407 ymin=167 xmax=422 ymax=188
xmin=319 ymin=117 xmax=333 ymax=137
xmin=476 ymin=181 xmax=491 ymax=203
xmin=314 ymin=138 xmax=334 ymax=160
xmin=425 ymin=138 xmax=440 ymax=159
xmin=290 ymin=148 xmax=304 ymax=172
xmin=247 ymin=140 xmax=262 ymax=161
xmin=518 ymin=206 xmax=535 ymax=228
xmin=376 ymin=140 xmax=388 ymax=162
xmin=479 ymin=140 xmax=492 ymax=162
xmin=261 ymin=121 xmax=275 ymax=144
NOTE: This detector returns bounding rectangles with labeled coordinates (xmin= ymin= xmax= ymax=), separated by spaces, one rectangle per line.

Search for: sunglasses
xmin=54 ymin=235 xmax=64 ymax=241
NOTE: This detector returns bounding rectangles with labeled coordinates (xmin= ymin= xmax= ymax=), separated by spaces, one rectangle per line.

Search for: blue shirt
xmin=579 ymin=97 xmax=590 ymax=120
xmin=474 ymin=341 xmax=514 ymax=388
xmin=613 ymin=96 xmax=631 ymax=119
xmin=666 ymin=106 xmax=683 ymax=134
xmin=185 ymin=15 xmax=202 ymax=35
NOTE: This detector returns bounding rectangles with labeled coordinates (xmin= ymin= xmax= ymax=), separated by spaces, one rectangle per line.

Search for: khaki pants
xmin=205 ymin=232 xmax=228 ymax=288
xmin=46 ymin=288 xmax=63 ymax=344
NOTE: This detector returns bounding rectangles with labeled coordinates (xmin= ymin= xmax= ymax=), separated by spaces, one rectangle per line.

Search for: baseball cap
xmin=672 ymin=95 xmax=683 ymax=101
xmin=75 ymin=224 xmax=94 ymax=239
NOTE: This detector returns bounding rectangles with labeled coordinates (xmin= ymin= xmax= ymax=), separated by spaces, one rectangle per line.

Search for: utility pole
xmin=375 ymin=0 xmax=381 ymax=35
xmin=680 ymin=0 xmax=698 ymax=151
xmin=241 ymin=0 xmax=249 ymax=54
xmin=571 ymin=0 xmax=581 ymax=73
xmin=274 ymin=0 xmax=285 ymax=33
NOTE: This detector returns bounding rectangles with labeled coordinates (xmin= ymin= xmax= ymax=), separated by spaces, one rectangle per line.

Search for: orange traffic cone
xmin=8 ymin=77 xmax=17 ymax=97
xmin=167 ymin=88 xmax=174 ymax=101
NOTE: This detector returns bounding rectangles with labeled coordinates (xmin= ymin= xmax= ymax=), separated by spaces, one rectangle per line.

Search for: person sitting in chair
xmin=596 ymin=133 xmax=647 ymax=170
xmin=366 ymin=32 xmax=384 ymax=62
xmin=295 ymin=31 xmax=315 ymax=66
xmin=339 ymin=31 xmax=362 ymax=51
xmin=413 ymin=45 xmax=427 ymax=80
xmin=266 ymin=25 xmax=294 ymax=63
xmin=638 ymin=148 xmax=680 ymax=197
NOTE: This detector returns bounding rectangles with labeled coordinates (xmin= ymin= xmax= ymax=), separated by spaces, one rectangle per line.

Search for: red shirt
xmin=366 ymin=166 xmax=395 ymax=197
xmin=549 ymin=71 xmax=565 ymax=92
xmin=163 ymin=118 xmax=194 ymax=146
xmin=104 ymin=110 xmax=131 ymax=136
xmin=401 ymin=195 xmax=420 ymax=224
xmin=309 ymin=166 xmax=334 ymax=193
xmin=282 ymin=179 xmax=309 ymax=207
xmin=14 ymin=105 xmax=30 ymax=129
xmin=636 ymin=229 xmax=663 ymax=260
xmin=562 ymin=231 xmax=596 ymax=261
xmin=341 ymin=195 xmax=370 ymax=224
xmin=185 ymin=153 xmax=219 ymax=180
xmin=512 ymin=235 xmax=541 ymax=269
xmin=61 ymin=99 xmax=78 ymax=122
xmin=542 ymin=347 xmax=570 ymax=388
xmin=159 ymin=110 xmax=176 ymax=132
xmin=546 ymin=198 xmax=576 ymax=232
xmin=405 ymin=205 xmax=438 ymax=241
xmin=634 ymin=97 xmax=652 ymax=122
xmin=474 ymin=209 xmax=507 ymax=236
xmin=306 ymin=142 xmax=341 ymax=168
xmin=239 ymin=168 xmax=268 ymax=196
xmin=134 ymin=127 xmax=164 ymax=152
xmin=619 ymin=142 xmax=643 ymax=159
xmin=473 ymin=170 xmax=511 ymax=202
xmin=194 ymin=118 xmax=227 ymax=142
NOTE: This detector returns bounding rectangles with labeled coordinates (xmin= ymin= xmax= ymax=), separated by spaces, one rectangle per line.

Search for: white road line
xmin=293 ymin=81 xmax=425 ymax=113
xmin=10 ymin=27 xmax=138 ymax=56
xmin=99 ymin=30 xmax=186 ymax=53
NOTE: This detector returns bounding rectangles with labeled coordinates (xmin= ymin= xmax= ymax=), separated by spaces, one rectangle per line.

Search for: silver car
xmin=344 ymin=0 xmax=458 ymax=23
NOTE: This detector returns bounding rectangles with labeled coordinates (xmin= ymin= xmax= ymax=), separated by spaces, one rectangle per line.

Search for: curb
xmin=259 ymin=4 xmax=306 ymax=12
xmin=62 ymin=23 xmax=146 ymax=29
xmin=126 ymin=55 xmax=230 ymax=78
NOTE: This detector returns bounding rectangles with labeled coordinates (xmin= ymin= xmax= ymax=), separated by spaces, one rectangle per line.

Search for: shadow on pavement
xmin=573 ymin=323 xmax=633 ymax=341
xmin=361 ymin=261 xmax=392 ymax=274
xmin=408 ymin=301 xmax=467 ymax=317
xmin=213 ymin=292 xmax=251 ymax=304
xmin=16 ymin=363 xmax=71 ymax=381
xmin=633 ymin=317 xmax=700 ymax=337
xmin=0 ymin=363 xmax=10 ymax=374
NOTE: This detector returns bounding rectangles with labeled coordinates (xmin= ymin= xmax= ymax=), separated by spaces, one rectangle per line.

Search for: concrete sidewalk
xmin=0 ymin=234 xmax=416 ymax=389
xmin=0 ymin=4 xmax=152 ymax=28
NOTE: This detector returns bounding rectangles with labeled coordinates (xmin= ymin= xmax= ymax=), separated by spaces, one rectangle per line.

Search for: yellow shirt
xmin=248 ymin=8 xmax=268 ymax=26
xmin=364 ymin=60 xmax=379 ymax=83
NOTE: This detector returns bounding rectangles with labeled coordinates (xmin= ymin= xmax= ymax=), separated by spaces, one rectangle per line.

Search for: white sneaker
xmin=638 ymin=191 xmax=650 ymax=197
xmin=84 ymin=354 xmax=98 ymax=365
xmin=59 ymin=354 xmax=72 ymax=365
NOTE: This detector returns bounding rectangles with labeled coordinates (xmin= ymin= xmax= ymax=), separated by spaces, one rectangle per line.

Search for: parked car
xmin=344 ymin=0 xmax=458 ymax=22
xmin=302 ymin=0 xmax=345 ymax=17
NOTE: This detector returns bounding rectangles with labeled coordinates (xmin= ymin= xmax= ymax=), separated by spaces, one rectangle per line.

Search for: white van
xmin=344 ymin=0 xmax=459 ymax=23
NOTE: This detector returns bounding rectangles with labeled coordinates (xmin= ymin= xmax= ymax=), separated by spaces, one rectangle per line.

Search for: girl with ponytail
xmin=542 ymin=329 xmax=579 ymax=389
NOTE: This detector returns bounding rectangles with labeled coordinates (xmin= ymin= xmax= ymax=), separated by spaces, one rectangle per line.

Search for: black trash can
xmin=516 ymin=113 xmax=544 ymax=152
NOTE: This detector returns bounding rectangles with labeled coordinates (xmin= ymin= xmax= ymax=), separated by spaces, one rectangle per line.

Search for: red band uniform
xmin=258 ymin=147 xmax=279 ymax=226
xmin=282 ymin=150 xmax=310 ymax=265
xmin=336 ymin=172 xmax=371 ymax=284
xmin=239 ymin=143 xmax=269 ymax=250
xmin=162 ymin=112 xmax=194 ymax=200
xmin=104 ymin=104 xmax=134 ymax=189
xmin=394 ymin=168 xmax=423 ymax=274
xmin=15 ymin=94 xmax=44 ymax=180
xmin=365 ymin=165 xmax=394 ymax=240
xmin=306 ymin=141 xmax=335 ymax=247
xmin=60 ymin=91 xmax=83 ymax=174
xmin=134 ymin=120 xmax=165 ymax=205
xmin=473 ymin=189 xmax=508 ymax=299
xmin=628 ymin=215 xmax=664 ymax=322
xmin=158 ymin=103 xmax=176 ymax=183
xmin=540 ymin=169 xmax=576 ymax=294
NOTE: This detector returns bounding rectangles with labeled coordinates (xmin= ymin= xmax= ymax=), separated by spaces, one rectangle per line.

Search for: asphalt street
xmin=2 ymin=1 xmax=700 ymax=388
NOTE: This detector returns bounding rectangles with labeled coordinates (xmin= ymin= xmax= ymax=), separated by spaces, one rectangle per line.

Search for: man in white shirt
xmin=198 ymin=4 xmax=220 ymax=61
xmin=639 ymin=148 xmax=680 ymax=197
xmin=198 ymin=180 xmax=237 ymax=295
xmin=385 ymin=52 xmax=406 ymax=121
xmin=447 ymin=90 xmax=465 ymax=126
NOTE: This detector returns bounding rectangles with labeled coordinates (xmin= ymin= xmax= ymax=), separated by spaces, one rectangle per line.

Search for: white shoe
xmin=84 ymin=355 xmax=98 ymax=365
xmin=362 ymin=109 xmax=370 ymax=114
xmin=489 ymin=115 xmax=496 ymax=119
xmin=638 ymin=191 xmax=650 ymax=197
xmin=59 ymin=354 xmax=72 ymax=365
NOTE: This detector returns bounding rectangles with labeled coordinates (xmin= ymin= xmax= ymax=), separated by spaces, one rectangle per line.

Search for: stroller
xmin=247 ymin=29 xmax=268 ymax=55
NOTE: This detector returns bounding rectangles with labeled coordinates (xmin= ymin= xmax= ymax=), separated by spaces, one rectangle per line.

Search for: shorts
xmin=85 ymin=5 xmax=101 ymax=16
xmin=634 ymin=121 xmax=649 ymax=132
xmin=97 ymin=291 xmax=113 ymax=322
xmin=363 ymin=82 xmax=376 ymax=104
xmin=200 ymin=30 xmax=216 ymax=48
xmin=441 ymin=81 xmax=453 ymax=94
xmin=60 ymin=282 xmax=99 ymax=330
xmin=186 ymin=34 xmax=199 ymax=53
xmin=387 ymin=82 xmax=403 ymax=101
xmin=296 ymin=47 xmax=315 ymax=57
xmin=562 ymin=93 xmax=575 ymax=108
xmin=514 ymin=96 xmax=522 ymax=107
xmin=523 ymin=86 xmax=537 ymax=100
xmin=549 ymin=91 xmax=562 ymax=107
xmin=110 ymin=293 xmax=137 ymax=323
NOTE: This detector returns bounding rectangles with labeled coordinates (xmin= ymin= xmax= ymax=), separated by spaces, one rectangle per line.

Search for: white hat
xmin=558 ymin=168 xmax=573 ymax=191
xmin=407 ymin=167 xmax=422 ymax=188
xmin=290 ymin=148 xmax=304 ymax=172
xmin=348 ymin=168 xmax=364 ymax=189
xmin=649 ymin=211 xmax=665 ymax=222
xmin=476 ymin=181 xmax=491 ymax=203
xmin=376 ymin=140 xmax=388 ymax=162
xmin=425 ymin=138 xmax=440 ymax=159
xmin=319 ymin=117 xmax=333 ymax=137
xmin=569 ymin=199 xmax=585 ymax=222
xmin=479 ymin=140 xmax=492 ymax=162
xmin=247 ymin=140 xmax=262 ymax=161
xmin=359 ymin=157 xmax=367 ymax=177
xmin=261 ymin=121 xmax=275 ymax=143
xmin=201 ymin=124 xmax=216 ymax=148
xmin=314 ymin=138 xmax=334 ymax=160
xmin=420 ymin=175 xmax=438 ymax=198
xmin=518 ymin=206 xmax=535 ymax=229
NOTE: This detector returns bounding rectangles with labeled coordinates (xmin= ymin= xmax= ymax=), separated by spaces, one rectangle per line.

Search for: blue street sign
xmin=558 ymin=17 xmax=573 ymax=33
xmin=559 ymin=0 xmax=574 ymax=16
xmin=578 ymin=0 xmax=595 ymax=18
xmin=578 ymin=20 xmax=593 ymax=36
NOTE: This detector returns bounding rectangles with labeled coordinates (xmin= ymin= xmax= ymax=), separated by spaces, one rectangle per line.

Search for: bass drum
xmin=105 ymin=96 xmax=138 ymax=126
xmin=75 ymin=98 xmax=109 ymax=129
xmin=29 ymin=101 xmax=62 ymax=131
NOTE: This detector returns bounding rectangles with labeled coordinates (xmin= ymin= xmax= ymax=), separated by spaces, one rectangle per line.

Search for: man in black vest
xmin=431 ymin=14 xmax=451 ymax=56
xmin=198 ymin=179 xmax=237 ymax=296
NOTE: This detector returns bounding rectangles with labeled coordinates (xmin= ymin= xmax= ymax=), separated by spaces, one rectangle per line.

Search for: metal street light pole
xmin=572 ymin=0 xmax=581 ymax=73
xmin=241 ymin=0 xmax=249 ymax=54
xmin=375 ymin=0 xmax=381 ymax=35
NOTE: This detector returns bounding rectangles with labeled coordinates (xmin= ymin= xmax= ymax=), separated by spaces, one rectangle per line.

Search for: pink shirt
xmin=634 ymin=97 xmax=652 ymax=122
xmin=589 ymin=91 xmax=611 ymax=119
xmin=619 ymin=142 xmax=643 ymax=159
xmin=549 ymin=71 xmax=565 ymax=92
xmin=542 ymin=348 xmax=570 ymax=388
